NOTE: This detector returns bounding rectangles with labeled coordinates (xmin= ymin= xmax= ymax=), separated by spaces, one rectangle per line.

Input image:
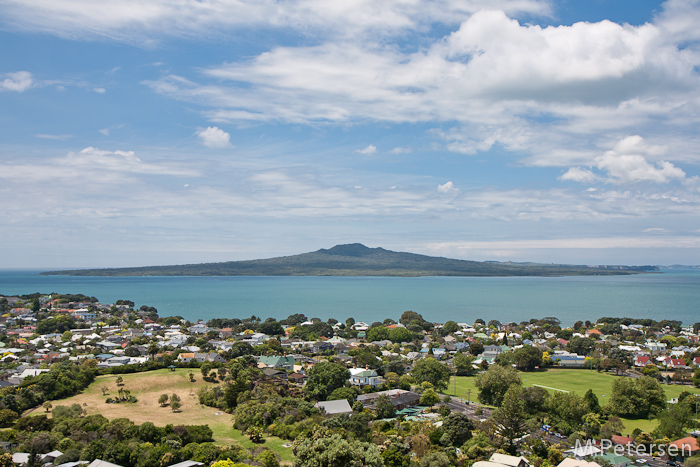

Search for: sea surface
xmin=0 ymin=270 xmax=698 ymax=326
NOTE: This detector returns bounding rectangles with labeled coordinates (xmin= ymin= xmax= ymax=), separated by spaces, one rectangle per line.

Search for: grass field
xmin=443 ymin=368 xmax=700 ymax=436
xmin=33 ymin=369 xmax=295 ymax=463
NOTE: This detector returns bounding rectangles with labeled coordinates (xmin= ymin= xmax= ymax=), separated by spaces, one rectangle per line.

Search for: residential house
xmin=489 ymin=454 xmax=529 ymax=467
xmin=634 ymin=356 xmax=651 ymax=367
xmin=316 ymin=399 xmax=353 ymax=415
xmin=259 ymin=355 xmax=295 ymax=371
xmin=262 ymin=368 xmax=288 ymax=381
xmin=349 ymin=368 xmax=384 ymax=387
xmin=668 ymin=437 xmax=699 ymax=461
xmin=177 ymin=352 xmax=196 ymax=363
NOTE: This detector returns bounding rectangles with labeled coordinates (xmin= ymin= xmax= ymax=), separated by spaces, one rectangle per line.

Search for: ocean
xmin=0 ymin=270 xmax=698 ymax=326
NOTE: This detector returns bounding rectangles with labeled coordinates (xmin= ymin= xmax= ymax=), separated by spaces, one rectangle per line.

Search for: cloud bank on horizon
xmin=1 ymin=0 xmax=699 ymax=268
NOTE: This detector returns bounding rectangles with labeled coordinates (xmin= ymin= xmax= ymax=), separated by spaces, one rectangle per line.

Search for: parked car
xmin=635 ymin=459 xmax=647 ymax=465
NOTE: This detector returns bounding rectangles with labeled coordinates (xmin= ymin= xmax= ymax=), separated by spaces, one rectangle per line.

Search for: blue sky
xmin=1 ymin=0 xmax=699 ymax=268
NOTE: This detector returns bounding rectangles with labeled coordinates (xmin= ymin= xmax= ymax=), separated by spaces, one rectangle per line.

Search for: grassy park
xmin=444 ymin=368 xmax=700 ymax=435
xmin=34 ymin=369 xmax=295 ymax=463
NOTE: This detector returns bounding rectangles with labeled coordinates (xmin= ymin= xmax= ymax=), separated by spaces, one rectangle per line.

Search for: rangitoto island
xmin=41 ymin=243 xmax=658 ymax=277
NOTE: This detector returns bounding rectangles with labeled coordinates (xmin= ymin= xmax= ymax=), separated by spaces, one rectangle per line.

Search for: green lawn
xmin=445 ymin=368 xmax=700 ymax=435
xmin=40 ymin=369 xmax=295 ymax=464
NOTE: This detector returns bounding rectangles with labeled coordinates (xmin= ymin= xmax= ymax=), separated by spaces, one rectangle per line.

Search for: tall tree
xmin=304 ymin=362 xmax=351 ymax=401
xmin=474 ymin=364 xmax=522 ymax=407
xmin=491 ymin=386 xmax=528 ymax=452
xmin=411 ymin=358 xmax=452 ymax=392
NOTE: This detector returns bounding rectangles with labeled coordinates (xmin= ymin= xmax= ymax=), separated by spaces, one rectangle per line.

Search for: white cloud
xmin=93 ymin=87 xmax=106 ymax=93
xmin=35 ymin=134 xmax=72 ymax=140
xmin=562 ymin=135 xmax=688 ymax=185
xmin=425 ymin=235 xmax=700 ymax=255
xmin=0 ymin=0 xmax=551 ymax=43
xmin=98 ymin=128 xmax=110 ymax=135
xmin=1 ymin=71 xmax=33 ymax=92
xmin=437 ymin=181 xmax=458 ymax=194
xmin=560 ymin=167 xmax=598 ymax=184
xmin=197 ymin=126 xmax=231 ymax=148
xmin=356 ymin=144 xmax=377 ymax=155
xmin=389 ymin=147 xmax=411 ymax=154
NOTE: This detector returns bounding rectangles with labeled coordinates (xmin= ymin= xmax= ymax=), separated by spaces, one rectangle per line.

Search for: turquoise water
xmin=0 ymin=270 xmax=698 ymax=326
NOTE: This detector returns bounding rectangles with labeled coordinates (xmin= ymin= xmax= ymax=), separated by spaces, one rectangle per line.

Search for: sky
xmin=1 ymin=0 xmax=700 ymax=269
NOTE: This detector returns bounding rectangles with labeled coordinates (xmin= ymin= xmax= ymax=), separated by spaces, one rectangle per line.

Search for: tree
xmin=201 ymin=362 xmax=212 ymax=379
xmin=411 ymin=358 xmax=452 ymax=392
xmin=582 ymin=412 xmax=602 ymax=439
xmin=491 ymin=386 xmax=527 ymax=451
xmin=375 ymin=394 xmax=396 ymax=419
xmin=513 ymin=346 xmax=543 ymax=371
xmin=521 ymin=386 xmax=549 ymax=416
xmin=293 ymin=432 xmax=383 ymax=467
xmin=469 ymin=341 xmax=484 ymax=356
xmin=606 ymin=376 xmax=666 ymax=418
xmin=246 ymin=426 xmax=264 ymax=443
xmin=388 ymin=327 xmax=414 ymax=343
xmin=42 ymin=401 xmax=52 ymax=412
xmin=474 ymin=364 xmax=522 ymax=407
xmin=0 ymin=409 xmax=18 ymax=428
xmin=547 ymin=392 xmax=589 ymax=435
xmin=654 ymin=402 xmax=693 ymax=440
xmin=600 ymin=416 xmax=625 ymax=439
xmin=583 ymin=389 xmax=602 ymax=414
xmin=420 ymin=452 xmax=451 ymax=467
xmin=440 ymin=412 xmax=474 ymax=447
xmin=158 ymin=394 xmax=169 ymax=406
xmin=115 ymin=375 xmax=123 ymax=386
xmin=367 ymin=326 xmax=390 ymax=342
xmin=567 ymin=337 xmax=596 ymax=356
xmin=442 ymin=321 xmax=459 ymax=335
xmin=453 ymin=353 xmax=476 ymax=376
xmin=171 ymin=393 xmax=182 ymax=412
xmin=420 ymin=388 xmax=440 ymax=406
xmin=328 ymin=387 xmax=358 ymax=403
xmin=257 ymin=450 xmax=280 ymax=467
xmin=304 ymin=362 xmax=351 ymax=401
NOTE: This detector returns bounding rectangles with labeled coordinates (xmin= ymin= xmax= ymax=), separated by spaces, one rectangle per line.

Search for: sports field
xmin=31 ymin=369 xmax=295 ymax=463
xmin=444 ymin=368 xmax=700 ymax=435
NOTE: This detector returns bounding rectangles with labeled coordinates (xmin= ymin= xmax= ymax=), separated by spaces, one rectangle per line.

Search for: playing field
xmin=444 ymin=368 xmax=700 ymax=435
xmin=29 ymin=369 xmax=295 ymax=463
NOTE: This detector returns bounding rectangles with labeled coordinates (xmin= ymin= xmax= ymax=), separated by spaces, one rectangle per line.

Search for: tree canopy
xmin=410 ymin=358 xmax=452 ymax=392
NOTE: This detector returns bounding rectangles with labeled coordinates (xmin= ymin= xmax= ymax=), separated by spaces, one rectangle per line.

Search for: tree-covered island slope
xmin=41 ymin=243 xmax=657 ymax=277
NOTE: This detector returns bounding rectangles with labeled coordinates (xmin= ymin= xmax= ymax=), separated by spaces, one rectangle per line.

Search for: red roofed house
xmin=586 ymin=329 xmax=603 ymax=337
xmin=668 ymin=437 xmax=699 ymax=460
xmin=693 ymin=357 xmax=700 ymax=367
xmin=611 ymin=435 xmax=634 ymax=446
xmin=634 ymin=356 xmax=651 ymax=367
xmin=669 ymin=359 xmax=687 ymax=369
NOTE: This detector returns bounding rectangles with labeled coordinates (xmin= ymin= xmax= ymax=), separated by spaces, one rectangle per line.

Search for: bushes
xmin=0 ymin=409 xmax=18 ymax=428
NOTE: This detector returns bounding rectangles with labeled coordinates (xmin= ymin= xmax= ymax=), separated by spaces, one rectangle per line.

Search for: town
xmin=0 ymin=293 xmax=699 ymax=467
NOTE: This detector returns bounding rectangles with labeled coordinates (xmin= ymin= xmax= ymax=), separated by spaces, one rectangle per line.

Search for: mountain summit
xmin=41 ymin=243 xmax=656 ymax=277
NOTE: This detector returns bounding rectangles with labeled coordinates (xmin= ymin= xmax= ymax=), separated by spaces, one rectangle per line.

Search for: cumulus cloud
xmin=560 ymin=167 xmax=599 ymax=184
xmin=562 ymin=136 xmax=688 ymax=185
xmin=1 ymin=71 xmax=33 ymax=92
xmin=389 ymin=147 xmax=411 ymax=154
xmin=197 ymin=126 xmax=231 ymax=148
xmin=437 ymin=181 xmax=458 ymax=194
xmin=356 ymin=145 xmax=377 ymax=155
